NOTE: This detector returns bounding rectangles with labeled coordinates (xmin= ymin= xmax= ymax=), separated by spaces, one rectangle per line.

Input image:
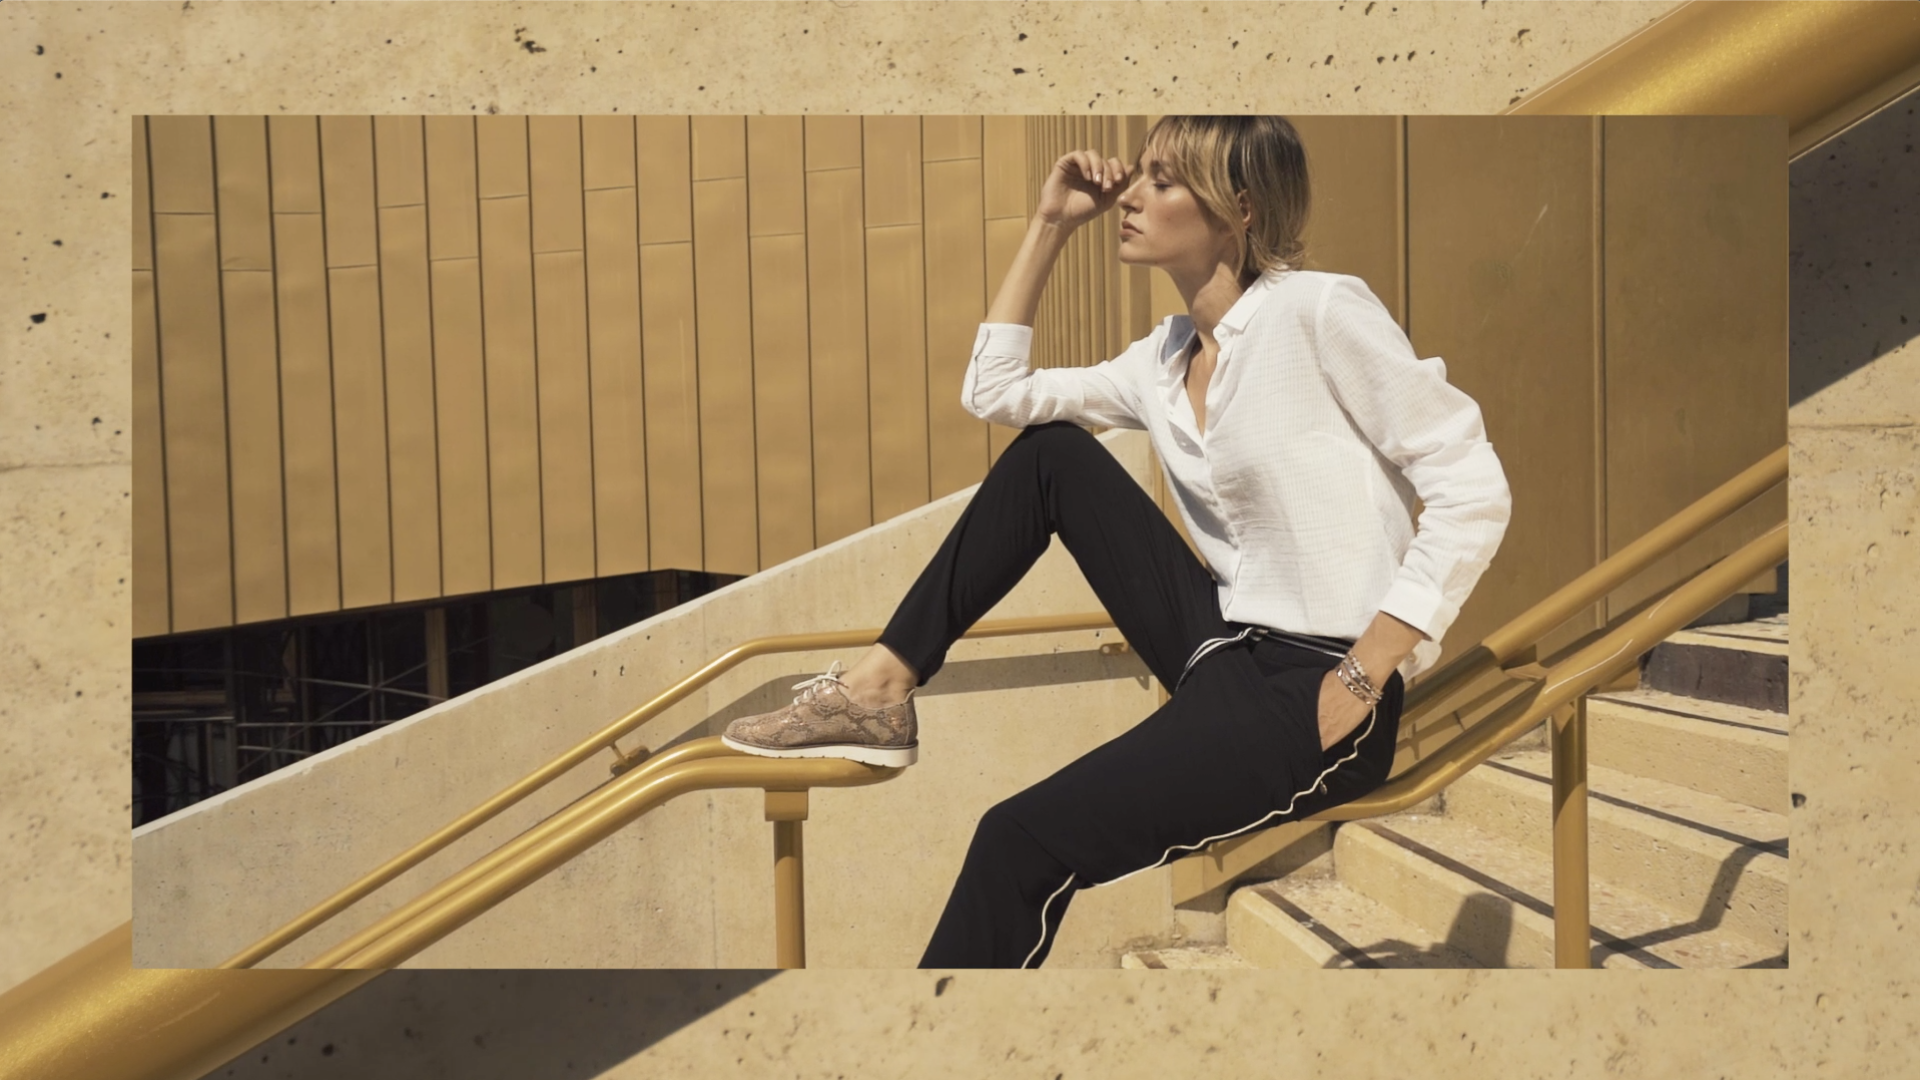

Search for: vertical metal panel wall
xmin=133 ymin=114 xmax=1783 ymax=652
xmin=1407 ymin=115 xmax=1786 ymax=663
xmin=1026 ymin=116 xmax=1145 ymax=377
xmin=132 ymin=115 xmax=1036 ymax=636
xmin=1407 ymin=115 xmax=1605 ymax=660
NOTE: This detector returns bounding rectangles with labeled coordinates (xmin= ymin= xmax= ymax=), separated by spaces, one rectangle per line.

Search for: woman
xmin=722 ymin=115 xmax=1512 ymax=968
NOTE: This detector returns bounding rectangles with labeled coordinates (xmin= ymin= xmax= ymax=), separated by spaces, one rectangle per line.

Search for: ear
xmin=1238 ymin=190 xmax=1254 ymax=231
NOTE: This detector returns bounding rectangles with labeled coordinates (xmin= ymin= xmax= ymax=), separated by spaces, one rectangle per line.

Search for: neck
xmin=1172 ymin=264 xmax=1255 ymax=347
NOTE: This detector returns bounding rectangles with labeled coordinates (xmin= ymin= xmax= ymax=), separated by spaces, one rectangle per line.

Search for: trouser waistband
xmin=1175 ymin=624 xmax=1356 ymax=691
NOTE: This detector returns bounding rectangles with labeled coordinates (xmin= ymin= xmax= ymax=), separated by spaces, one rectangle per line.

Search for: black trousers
xmin=877 ymin=421 xmax=1405 ymax=969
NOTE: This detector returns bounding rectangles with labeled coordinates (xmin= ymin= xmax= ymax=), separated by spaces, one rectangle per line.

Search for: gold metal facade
xmin=131 ymin=115 xmax=1039 ymax=636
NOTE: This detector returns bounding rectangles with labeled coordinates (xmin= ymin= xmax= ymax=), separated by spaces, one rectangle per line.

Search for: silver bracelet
xmin=1343 ymin=654 xmax=1381 ymax=700
xmin=1335 ymin=667 xmax=1380 ymax=706
xmin=1336 ymin=654 xmax=1382 ymax=706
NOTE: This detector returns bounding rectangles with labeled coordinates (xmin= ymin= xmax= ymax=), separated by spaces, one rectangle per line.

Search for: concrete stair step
xmin=1443 ymin=748 xmax=1786 ymax=951
xmin=1335 ymin=814 xmax=1783 ymax=969
xmin=1225 ymin=876 xmax=1484 ymax=969
xmin=1690 ymin=610 xmax=1787 ymax=644
xmin=1643 ymin=613 xmax=1788 ymax=712
xmin=1120 ymin=944 xmax=1254 ymax=969
xmin=1585 ymin=687 xmax=1788 ymax=814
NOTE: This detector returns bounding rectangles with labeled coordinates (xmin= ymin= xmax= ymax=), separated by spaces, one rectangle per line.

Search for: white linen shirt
xmin=960 ymin=267 xmax=1512 ymax=681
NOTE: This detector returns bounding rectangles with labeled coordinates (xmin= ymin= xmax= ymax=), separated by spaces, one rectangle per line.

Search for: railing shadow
xmin=1476 ymin=754 xmax=1789 ymax=963
xmin=1262 ymin=887 xmax=1516 ymax=970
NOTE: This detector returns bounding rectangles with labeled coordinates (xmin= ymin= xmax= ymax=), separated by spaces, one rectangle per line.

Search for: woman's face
xmin=1115 ymin=145 xmax=1244 ymax=274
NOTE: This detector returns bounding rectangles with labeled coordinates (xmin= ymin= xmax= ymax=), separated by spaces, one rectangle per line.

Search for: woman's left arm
xmin=1311 ymin=275 xmax=1515 ymax=746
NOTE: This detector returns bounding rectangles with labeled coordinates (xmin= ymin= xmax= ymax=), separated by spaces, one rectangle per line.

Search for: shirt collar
xmin=1163 ymin=263 xmax=1293 ymax=363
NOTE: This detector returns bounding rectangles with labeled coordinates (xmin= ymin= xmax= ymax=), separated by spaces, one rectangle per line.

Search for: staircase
xmin=1125 ymin=612 xmax=1789 ymax=970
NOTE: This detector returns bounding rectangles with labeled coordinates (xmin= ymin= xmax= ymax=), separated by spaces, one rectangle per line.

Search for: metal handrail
xmin=1325 ymin=520 xmax=1785 ymax=822
xmin=222 ymin=611 xmax=1120 ymax=969
xmin=315 ymin=748 xmax=898 ymax=969
xmin=1177 ymin=443 xmax=1783 ymax=902
xmin=0 ymin=925 xmax=373 ymax=1080
xmin=1310 ymin=520 xmax=1788 ymax=967
xmin=1506 ymin=0 xmax=1920 ymax=161
xmin=1398 ymin=446 xmax=1785 ymax=717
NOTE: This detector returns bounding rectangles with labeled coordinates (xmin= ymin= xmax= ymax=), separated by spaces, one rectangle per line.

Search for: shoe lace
xmin=789 ymin=661 xmax=850 ymax=706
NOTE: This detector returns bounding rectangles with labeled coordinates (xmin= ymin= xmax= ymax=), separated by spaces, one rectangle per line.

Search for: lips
xmin=1120 ymin=222 xmax=1140 ymax=236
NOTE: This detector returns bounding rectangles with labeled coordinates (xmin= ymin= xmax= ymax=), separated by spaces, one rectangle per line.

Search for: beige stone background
xmin=3 ymin=0 xmax=1915 ymax=1076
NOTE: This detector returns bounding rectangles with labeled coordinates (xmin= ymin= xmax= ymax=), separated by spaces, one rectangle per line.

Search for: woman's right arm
xmin=961 ymin=152 xmax=1149 ymax=431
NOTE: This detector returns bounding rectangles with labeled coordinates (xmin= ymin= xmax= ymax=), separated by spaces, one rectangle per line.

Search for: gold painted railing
xmin=1318 ymin=521 xmax=1787 ymax=966
xmin=1173 ymin=446 xmax=1787 ymax=965
xmin=1171 ymin=446 xmax=1788 ymax=900
xmin=1403 ymin=445 xmax=1785 ymax=718
xmin=1510 ymin=0 xmax=1920 ymax=160
xmin=305 ymin=749 xmax=904 ymax=970
xmin=233 ymin=610 xmax=1119 ymax=971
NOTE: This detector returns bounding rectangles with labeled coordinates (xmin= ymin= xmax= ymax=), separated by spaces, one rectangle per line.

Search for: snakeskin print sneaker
xmin=721 ymin=661 xmax=919 ymax=767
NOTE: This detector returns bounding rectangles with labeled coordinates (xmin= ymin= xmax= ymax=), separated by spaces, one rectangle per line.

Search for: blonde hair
xmin=1136 ymin=116 xmax=1311 ymax=286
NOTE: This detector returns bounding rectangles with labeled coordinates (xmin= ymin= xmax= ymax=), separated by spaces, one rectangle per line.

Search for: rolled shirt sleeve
xmin=1312 ymin=276 xmax=1512 ymax=647
xmin=961 ymin=322 xmax=1148 ymax=431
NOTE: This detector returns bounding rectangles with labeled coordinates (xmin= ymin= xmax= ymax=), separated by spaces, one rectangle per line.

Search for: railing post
xmin=1551 ymin=695 xmax=1592 ymax=968
xmin=765 ymin=789 xmax=810 ymax=969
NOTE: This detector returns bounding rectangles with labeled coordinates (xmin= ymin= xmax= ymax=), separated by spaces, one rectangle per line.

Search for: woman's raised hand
xmin=1035 ymin=149 xmax=1132 ymax=231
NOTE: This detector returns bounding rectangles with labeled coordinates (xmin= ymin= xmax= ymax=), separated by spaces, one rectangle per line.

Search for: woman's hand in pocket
xmin=1317 ymin=669 xmax=1374 ymax=751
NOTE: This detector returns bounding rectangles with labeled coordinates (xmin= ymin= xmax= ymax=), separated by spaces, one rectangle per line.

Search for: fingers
xmin=1060 ymin=150 xmax=1131 ymax=193
xmin=1075 ymin=150 xmax=1102 ymax=187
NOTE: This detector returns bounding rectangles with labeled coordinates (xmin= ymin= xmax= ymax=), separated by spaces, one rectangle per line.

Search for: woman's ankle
xmin=841 ymin=669 xmax=916 ymax=708
xmin=842 ymin=645 xmax=919 ymax=708
xmin=844 ymin=681 xmax=913 ymax=710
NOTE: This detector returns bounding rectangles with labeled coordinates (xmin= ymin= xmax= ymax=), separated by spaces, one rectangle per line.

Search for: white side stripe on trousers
xmin=1020 ymin=872 xmax=1079 ymax=969
xmin=1015 ymin=705 xmax=1378 ymax=968
xmin=1090 ymin=702 xmax=1379 ymax=891
xmin=1021 ymin=626 xmax=1372 ymax=967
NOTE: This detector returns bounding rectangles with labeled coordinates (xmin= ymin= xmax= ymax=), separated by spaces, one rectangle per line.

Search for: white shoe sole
xmin=721 ymin=735 xmax=918 ymax=768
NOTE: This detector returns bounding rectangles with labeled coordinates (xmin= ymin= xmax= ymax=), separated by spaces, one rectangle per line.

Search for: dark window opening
xmin=132 ymin=569 xmax=740 ymax=827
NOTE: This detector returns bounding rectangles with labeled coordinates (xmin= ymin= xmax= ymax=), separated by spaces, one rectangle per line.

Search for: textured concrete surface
xmin=0 ymin=463 xmax=131 ymax=983
xmin=12 ymin=0 xmax=1920 ymax=1077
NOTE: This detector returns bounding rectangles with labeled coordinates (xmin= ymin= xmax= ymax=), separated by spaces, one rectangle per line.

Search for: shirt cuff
xmin=1375 ymin=575 xmax=1461 ymax=646
xmin=974 ymin=323 xmax=1034 ymax=359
